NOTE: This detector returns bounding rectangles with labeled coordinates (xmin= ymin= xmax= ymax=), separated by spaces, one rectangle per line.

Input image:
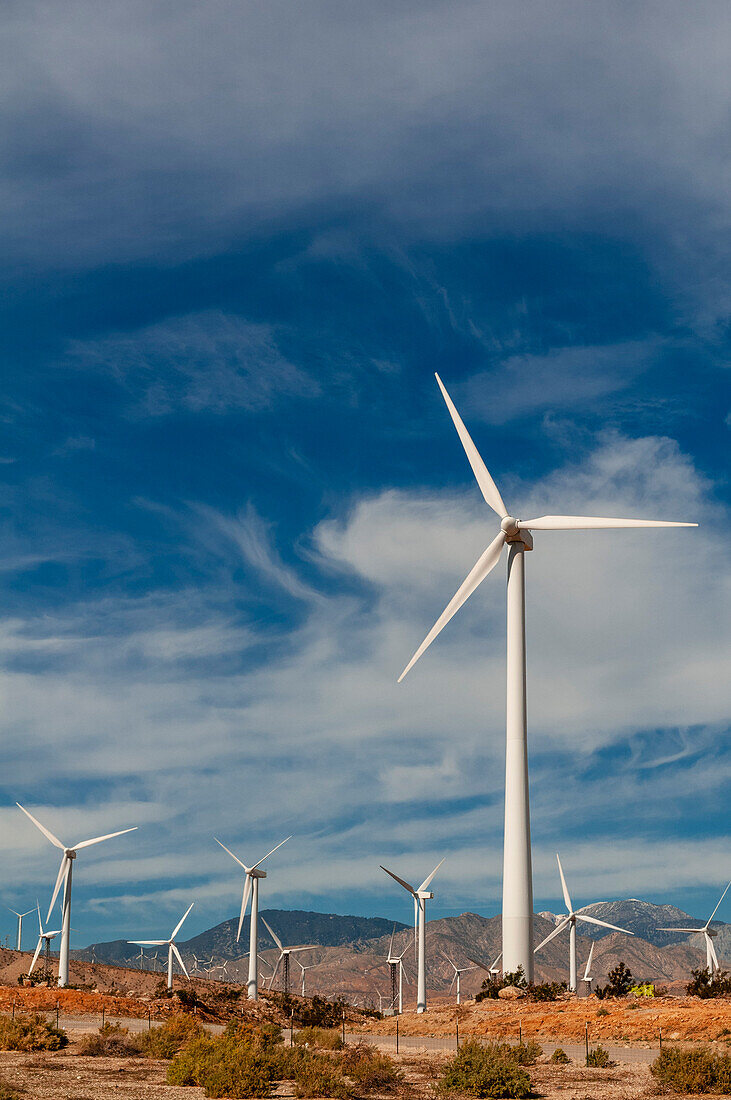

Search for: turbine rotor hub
xmin=501 ymin=516 xmax=519 ymax=536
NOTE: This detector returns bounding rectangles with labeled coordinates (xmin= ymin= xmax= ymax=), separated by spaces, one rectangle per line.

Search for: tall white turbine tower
xmin=398 ymin=374 xmax=696 ymax=980
xmin=16 ymin=803 xmax=137 ymax=988
xmin=7 ymin=907 xmax=34 ymax=952
xmin=658 ymin=880 xmax=730 ymax=972
xmin=129 ymin=902 xmax=194 ymax=992
xmin=215 ymin=835 xmax=290 ymax=1001
xmin=534 ymin=854 xmax=633 ymax=991
xmin=380 ymin=859 xmax=444 ymax=1013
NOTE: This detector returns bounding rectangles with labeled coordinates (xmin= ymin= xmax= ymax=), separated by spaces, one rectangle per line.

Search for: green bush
xmin=0 ymin=1013 xmax=68 ymax=1051
xmin=169 ymin=1033 xmax=274 ymax=1098
xmin=586 ymin=1046 xmax=611 ymax=1067
xmin=342 ymin=1042 xmax=402 ymax=1091
xmin=77 ymin=1022 xmax=142 ymax=1056
xmin=293 ymin=1053 xmax=352 ymax=1099
xmin=550 ymin=1048 xmax=570 ymax=1064
xmin=293 ymin=1026 xmax=343 ymax=1050
xmin=511 ymin=1041 xmax=541 ymax=1066
xmin=440 ymin=1040 xmax=532 ymax=1098
xmin=138 ymin=1013 xmax=203 ymax=1058
xmin=595 ymin=962 xmax=633 ymax=999
xmin=476 ymin=966 xmax=528 ymax=1002
xmin=651 ymin=1047 xmax=731 ymax=1094
xmin=527 ymin=980 xmax=566 ymax=1001
xmin=686 ymin=968 xmax=731 ymax=999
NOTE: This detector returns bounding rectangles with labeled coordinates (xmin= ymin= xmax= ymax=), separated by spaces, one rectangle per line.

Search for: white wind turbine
xmin=534 ymin=854 xmax=633 ymax=991
xmin=296 ymin=958 xmax=316 ymax=996
xmin=7 ymin=907 xmax=34 ymax=952
xmin=28 ymin=903 xmax=62 ymax=979
xmin=215 ymin=834 xmax=291 ymax=1001
xmin=398 ymin=374 xmax=696 ymax=980
xmin=129 ymin=902 xmax=194 ymax=992
xmin=261 ymin=916 xmax=315 ymax=996
xmin=443 ymin=954 xmax=477 ymax=1004
xmin=370 ymin=925 xmax=412 ymax=1013
xmin=16 ymin=803 xmax=137 ymax=988
xmin=657 ymin=881 xmax=730 ymax=973
xmin=582 ymin=942 xmax=595 ymax=987
xmin=381 ymin=859 xmax=444 ymax=1013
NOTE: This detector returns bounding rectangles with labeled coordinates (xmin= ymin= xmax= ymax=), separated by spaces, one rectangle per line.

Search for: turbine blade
xmin=380 ymin=865 xmax=416 ymax=896
xmin=490 ymin=952 xmax=502 ymax=971
xmin=398 ymin=530 xmax=506 ymax=682
xmin=534 ymin=918 xmax=570 ymax=954
xmin=418 ymin=857 xmax=445 ymax=893
xmin=171 ymin=942 xmax=189 ymax=979
xmin=170 ymin=902 xmax=194 ymax=940
xmin=261 ymin=916 xmax=283 ymax=951
xmin=583 ymin=942 xmax=595 ymax=980
xmin=388 ymin=924 xmax=395 ymax=960
xmin=129 ymin=939 xmax=167 ymax=945
xmin=74 ymin=826 xmax=138 ymax=850
xmin=465 ymin=954 xmax=491 ymax=973
xmin=214 ymin=838 xmax=248 ymax=871
xmin=435 ymin=374 xmax=508 ymax=518
xmin=28 ymin=937 xmax=43 ymax=976
xmin=657 ymin=927 xmax=703 ymax=933
xmin=576 ymin=914 xmax=633 ymax=935
xmin=250 ymin=835 xmax=292 ymax=871
xmin=47 ymin=856 xmax=70 ymax=922
xmin=707 ymin=934 xmax=720 ymax=971
xmin=556 ymin=853 xmax=573 ymax=915
xmin=448 ymin=971 xmax=456 ymax=994
xmin=268 ymin=954 xmax=282 ymax=989
xmin=517 ymin=516 xmax=697 ymax=531
xmin=706 ymin=880 xmax=731 ymax=926
xmin=237 ymin=877 xmax=252 ymax=942
xmin=16 ymin=804 xmax=65 ymax=850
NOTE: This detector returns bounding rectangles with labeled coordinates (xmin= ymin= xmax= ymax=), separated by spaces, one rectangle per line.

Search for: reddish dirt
xmin=364 ymin=995 xmax=731 ymax=1044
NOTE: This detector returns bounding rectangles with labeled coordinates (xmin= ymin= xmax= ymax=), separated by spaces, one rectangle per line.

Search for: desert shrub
xmin=596 ymin=1007 xmax=609 ymax=1017
xmin=138 ymin=1013 xmax=203 ymax=1058
xmin=342 ymin=1042 xmax=402 ymax=1091
xmin=293 ymin=1053 xmax=352 ymax=1099
xmin=511 ymin=1041 xmax=541 ymax=1066
xmin=77 ymin=1022 xmax=141 ymax=1056
xmin=527 ymin=980 xmax=566 ymax=1001
xmin=175 ymin=988 xmax=201 ymax=1008
xmin=0 ymin=1081 xmax=21 ymax=1100
xmin=295 ymin=995 xmax=351 ymax=1028
xmin=476 ymin=966 xmax=527 ymax=1002
xmin=169 ymin=1033 xmax=275 ymax=1097
xmin=0 ymin=1013 xmax=67 ymax=1051
xmin=439 ymin=1040 xmax=532 ymax=1098
xmin=586 ymin=1046 xmax=611 ymax=1067
xmin=686 ymin=967 xmax=731 ymax=999
xmin=550 ymin=1048 xmax=570 ymax=1064
xmin=595 ymin=962 xmax=633 ymax=999
xmin=293 ymin=1026 xmax=343 ymax=1050
xmin=651 ymin=1047 xmax=731 ymax=1094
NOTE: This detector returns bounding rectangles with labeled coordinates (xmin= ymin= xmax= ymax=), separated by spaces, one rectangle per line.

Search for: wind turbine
xmin=28 ymin=903 xmax=61 ymax=979
xmin=128 ymin=902 xmax=194 ymax=992
xmin=465 ymin=950 xmax=503 ymax=984
xmin=16 ymin=803 xmax=137 ymax=988
xmin=380 ymin=859 xmax=444 ymax=1013
xmin=215 ymin=834 xmax=290 ymax=1001
xmin=534 ymin=854 xmax=633 ymax=991
xmin=296 ymin=958 xmax=316 ymax=996
xmin=582 ymin=942 xmax=595 ymax=988
xmin=134 ymin=946 xmax=147 ymax=970
xmin=657 ymin=881 xmax=731 ymax=973
xmin=398 ymin=374 xmax=696 ymax=980
xmin=261 ymin=916 xmax=315 ymax=996
xmin=443 ymin=954 xmax=476 ymax=1004
xmin=7 ymin=907 xmax=34 ymax=952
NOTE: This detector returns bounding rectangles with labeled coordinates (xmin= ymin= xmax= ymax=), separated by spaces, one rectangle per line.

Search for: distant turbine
xmin=381 ymin=858 xmax=444 ymax=1013
xmin=215 ymin=834 xmax=291 ymax=1001
xmin=443 ymin=954 xmax=476 ymax=1004
xmin=466 ymin=950 xmax=503 ymax=982
xmin=7 ymin=907 xmax=34 ymax=952
xmin=582 ymin=942 xmax=595 ymax=986
xmin=129 ymin=902 xmax=194 ymax=992
xmin=28 ymin=903 xmax=61 ymax=979
xmin=534 ymin=854 xmax=633 ymax=991
xmin=658 ymin=881 xmax=731 ymax=972
xmin=296 ymin=958 xmax=316 ymax=996
xmin=370 ymin=924 xmax=412 ymax=1013
xmin=17 ymin=803 xmax=137 ymax=988
xmin=261 ymin=916 xmax=315 ymax=996
xmin=398 ymin=374 xmax=696 ymax=979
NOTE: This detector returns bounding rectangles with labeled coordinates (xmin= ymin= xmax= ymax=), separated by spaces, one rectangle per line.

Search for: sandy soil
xmin=363 ymin=996 xmax=731 ymax=1044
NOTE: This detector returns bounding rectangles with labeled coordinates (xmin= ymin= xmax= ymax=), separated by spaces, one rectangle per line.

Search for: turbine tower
xmin=534 ymin=853 xmax=633 ymax=991
xmin=215 ymin=835 xmax=290 ymax=1001
xmin=129 ymin=902 xmax=194 ymax=992
xmin=380 ymin=859 xmax=444 ymax=1013
xmin=371 ymin=925 xmax=411 ymax=1013
xmin=296 ymin=958 xmax=316 ymax=996
xmin=28 ymin=903 xmax=62 ymax=979
xmin=657 ymin=880 xmax=730 ymax=972
xmin=398 ymin=374 xmax=696 ymax=980
xmin=16 ymin=803 xmax=137 ymax=988
xmin=443 ymin=954 xmax=476 ymax=1004
xmin=7 ymin=907 xmax=34 ymax=952
xmin=261 ymin=916 xmax=315 ymax=996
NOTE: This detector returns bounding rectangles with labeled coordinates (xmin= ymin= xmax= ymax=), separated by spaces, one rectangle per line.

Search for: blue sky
xmin=1 ymin=1 xmax=729 ymax=948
